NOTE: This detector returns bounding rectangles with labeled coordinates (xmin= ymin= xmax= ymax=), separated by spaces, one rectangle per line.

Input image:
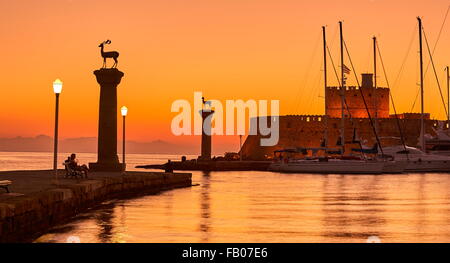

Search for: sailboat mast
xmin=323 ymin=26 xmax=328 ymax=146
xmin=418 ymin=17 xmax=425 ymax=151
xmin=373 ymin=36 xmax=378 ymax=133
xmin=339 ymin=21 xmax=345 ymax=153
xmin=447 ymin=66 xmax=449 ymax=126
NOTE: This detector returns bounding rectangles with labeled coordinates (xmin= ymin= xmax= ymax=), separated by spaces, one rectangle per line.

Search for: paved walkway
xmin=0 ymin=170 xmax=168 ymax=202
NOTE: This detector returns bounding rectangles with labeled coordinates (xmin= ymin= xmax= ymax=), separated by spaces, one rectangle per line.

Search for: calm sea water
xmin=2 ymin=152 xmax=450 ymax=243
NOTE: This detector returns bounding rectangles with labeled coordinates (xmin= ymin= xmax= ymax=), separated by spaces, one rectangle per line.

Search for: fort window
xmin=287 ymin=122 xmax=291 ymax=128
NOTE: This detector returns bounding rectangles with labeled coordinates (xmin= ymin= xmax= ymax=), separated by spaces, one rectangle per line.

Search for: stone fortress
xmin=240 ymin=73 xmax=440 ymax=160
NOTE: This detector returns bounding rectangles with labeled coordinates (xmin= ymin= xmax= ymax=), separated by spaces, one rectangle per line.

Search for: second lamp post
xmin=121 ymin=106 xmax=128 ymax=173
xmin=53 ymin=79 xmax=63 ymax=183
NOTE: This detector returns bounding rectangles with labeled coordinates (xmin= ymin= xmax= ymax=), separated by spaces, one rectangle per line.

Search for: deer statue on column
xmin=98 ymin=40 xmax=119 ymax=68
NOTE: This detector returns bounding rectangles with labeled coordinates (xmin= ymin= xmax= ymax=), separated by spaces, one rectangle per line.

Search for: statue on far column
xmin=98 ymin=40 xmax=120 ymax=68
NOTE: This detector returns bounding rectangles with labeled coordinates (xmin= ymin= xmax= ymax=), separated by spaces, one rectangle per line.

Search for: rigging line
xmin=376 ymin=40 xmax=409 ymax=158
xmin=326 ymin=45 xmax=341 ymax=87
xmin=410 ymin=8 xmax=449 ymax=112
xmin=305 ymin=67 xmax=322 ymax=114
xmin=410 ymin=86 xmax=421 ymax=113
xmin=293 ymin=30 xmax=322 ymax=113
xmin=392 ymin=26 xmax=417 ymax=112
xmin=424 ymin=6 xmax=450 ymax=75
xmin=422 ymin=26 xmax=449 ymax=118
xmin=410 ymin=51 xmax=422 ymax=112
xmin=326 ymin=45 xmax=363 ymax=153
xmin=308 ymin=66 xmax=323 ymax=114
xmin=393 ymin=25 xmax=417 ymax=88
xmin=341 ymin=89 xmax=365 ymax=157
xmin=326 ymin=43 xmax=363 ymax=154
xmin=343 ymin=40 xmax=384 ymax=155
xmin=328 ymin=24 xmax=339 ymax=53
xmin=302 ymin=63 xmax=324 ymax=114
xmin=327 ymin=43 xmax=360 ymax=144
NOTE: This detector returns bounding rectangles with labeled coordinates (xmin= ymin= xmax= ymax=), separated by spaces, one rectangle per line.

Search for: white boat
xmin=383 ymin=145 xmax=450 ymax=172
xmin=381 ymin=160 xmax=407 ymax=173
xmin=425 ymin=125 xmax=450 ymax=156
xmin=269 ymin=158 xmax=385 ymax=174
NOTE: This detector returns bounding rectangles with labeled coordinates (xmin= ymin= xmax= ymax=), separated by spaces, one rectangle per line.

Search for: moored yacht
xmin=269 ymin=157 xmax=385 ymax=174
xmin=383 ymin=145 xmax=450 ymax=172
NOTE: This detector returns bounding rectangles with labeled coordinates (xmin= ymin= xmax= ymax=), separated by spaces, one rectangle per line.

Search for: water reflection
xmin=34 ymin=171 xmax=450 ymax=243
xmin=416 ymin=174 xmax=427 ymax=236
xmin=199 ymin=171 xmax=211 ymax=242
xmin=95 ymin=203 xmax=115 ymax=242
xmin=320 ymin=175 xmax=385 ymax=241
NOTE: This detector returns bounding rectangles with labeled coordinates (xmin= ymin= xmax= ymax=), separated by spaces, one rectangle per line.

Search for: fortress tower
xmin=325 ymin=73 xmax=389 ymax=119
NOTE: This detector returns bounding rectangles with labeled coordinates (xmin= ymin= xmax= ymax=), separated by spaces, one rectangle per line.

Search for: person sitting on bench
xmin=68 ymin=153 xmax=89 ymax=178
xmin=165 ymin=159 xmax=174 ymax=173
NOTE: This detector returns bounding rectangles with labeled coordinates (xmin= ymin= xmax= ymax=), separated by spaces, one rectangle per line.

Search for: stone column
xmin=89 ymin=68 xmax=124 ymax=172
xmin=199 ymin=109 xmax=214 ymax=161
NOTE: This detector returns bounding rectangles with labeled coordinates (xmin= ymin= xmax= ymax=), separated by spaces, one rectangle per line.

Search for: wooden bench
xmin=0 ymin=180 xmax=12 ymax=193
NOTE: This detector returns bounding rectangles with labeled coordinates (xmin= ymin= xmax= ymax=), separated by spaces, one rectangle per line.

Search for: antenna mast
xmin=339 ymin=21 xmax=345 ymax=153
xmin=418 ymin=17 xmax=425 ymax=151
xmin=373 ymin=36 xmax=378 ymax=134
xmin=447 ymin=66 xmax=450 ymax=127
xmin=323 ymin=26 xmax=328 ymax=146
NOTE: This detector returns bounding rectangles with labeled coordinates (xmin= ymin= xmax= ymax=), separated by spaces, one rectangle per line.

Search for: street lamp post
xmin=239 ymin=135 xmax=243 ymax=161
xmin=53 ymin=79 xmax=63 ymax=183
xmin=121 ymin=106 xmax=128 ymax=173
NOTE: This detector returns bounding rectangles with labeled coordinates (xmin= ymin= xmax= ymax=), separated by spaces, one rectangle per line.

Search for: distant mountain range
xmin=0 ymin=135 xmax=199 ymax=154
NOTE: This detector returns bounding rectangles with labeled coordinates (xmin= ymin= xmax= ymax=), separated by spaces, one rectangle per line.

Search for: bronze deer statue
xmin=98 ymin=40 xmax=119 ymax=68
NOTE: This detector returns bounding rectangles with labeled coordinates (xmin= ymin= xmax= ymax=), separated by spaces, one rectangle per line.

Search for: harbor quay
xmin=0 ymin=170 xmax=192 ymax=243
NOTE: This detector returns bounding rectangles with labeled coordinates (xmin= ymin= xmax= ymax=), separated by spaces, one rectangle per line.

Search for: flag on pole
xmin=343 ymin=64 xmax=351 ymax=74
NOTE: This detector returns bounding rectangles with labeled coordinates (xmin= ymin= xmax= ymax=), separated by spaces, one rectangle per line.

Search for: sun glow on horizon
xmin=1 ymin=0 xmax=450 ymax=146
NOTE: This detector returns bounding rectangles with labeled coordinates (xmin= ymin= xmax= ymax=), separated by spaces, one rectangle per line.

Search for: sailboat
xmin=269 ymin=22 xmax=386 ymax=174
xmin=382 ymin=17 xmax=450 ymax=172
xmin=425 ymin=67 xmax=450 ymax=156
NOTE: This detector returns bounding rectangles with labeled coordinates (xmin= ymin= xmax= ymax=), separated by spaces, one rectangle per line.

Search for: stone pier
xmin=0 ymin=170 xmax=192 ymax=243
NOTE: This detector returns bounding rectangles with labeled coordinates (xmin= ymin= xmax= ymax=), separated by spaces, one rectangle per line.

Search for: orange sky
xmin=1 ymin=0 xmax=450 ymax=149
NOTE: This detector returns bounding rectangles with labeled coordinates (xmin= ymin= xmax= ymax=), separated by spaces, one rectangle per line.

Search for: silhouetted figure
xmin=99 ymin=40 xmax=119 ymax=68
xmin=68 ymin=153 xmax=89 ymax=178
xmin=165 ymin=159 xmax=174 ymax=173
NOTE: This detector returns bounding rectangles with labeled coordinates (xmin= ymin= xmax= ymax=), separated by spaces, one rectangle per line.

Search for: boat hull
xmin=404 ymin=160 xmax=450 ymax=172
xmin=382 ymin=161 xmax=406 ymax=174
xmin=269 ymin=160 xmax=385 ymax=174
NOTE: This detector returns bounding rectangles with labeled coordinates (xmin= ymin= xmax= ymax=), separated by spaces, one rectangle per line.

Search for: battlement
xmin=325 ymin=74 xmax=390 ymax=119
xmin=283 ymin=115 xmax=325 ymax=122
xmin=326 ymin=86 xmax=389 ymax=91
xmin=242 ymin=115 xmax=443 ymax=160
xmin=390 ymin=113 xmax=431 ymax=120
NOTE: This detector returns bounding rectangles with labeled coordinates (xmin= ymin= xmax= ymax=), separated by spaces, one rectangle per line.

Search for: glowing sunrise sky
xmin=1 ymin=0 xmax=450 ymax=148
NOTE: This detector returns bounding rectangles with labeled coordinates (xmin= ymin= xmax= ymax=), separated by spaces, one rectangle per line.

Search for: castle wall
xmin=325 ymin=86 xmax=389 ymax=119
xmin=240 ymin=115 xmax=441 ymax=160
xmin=240 ymin=73 xmax=438 ymax=160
